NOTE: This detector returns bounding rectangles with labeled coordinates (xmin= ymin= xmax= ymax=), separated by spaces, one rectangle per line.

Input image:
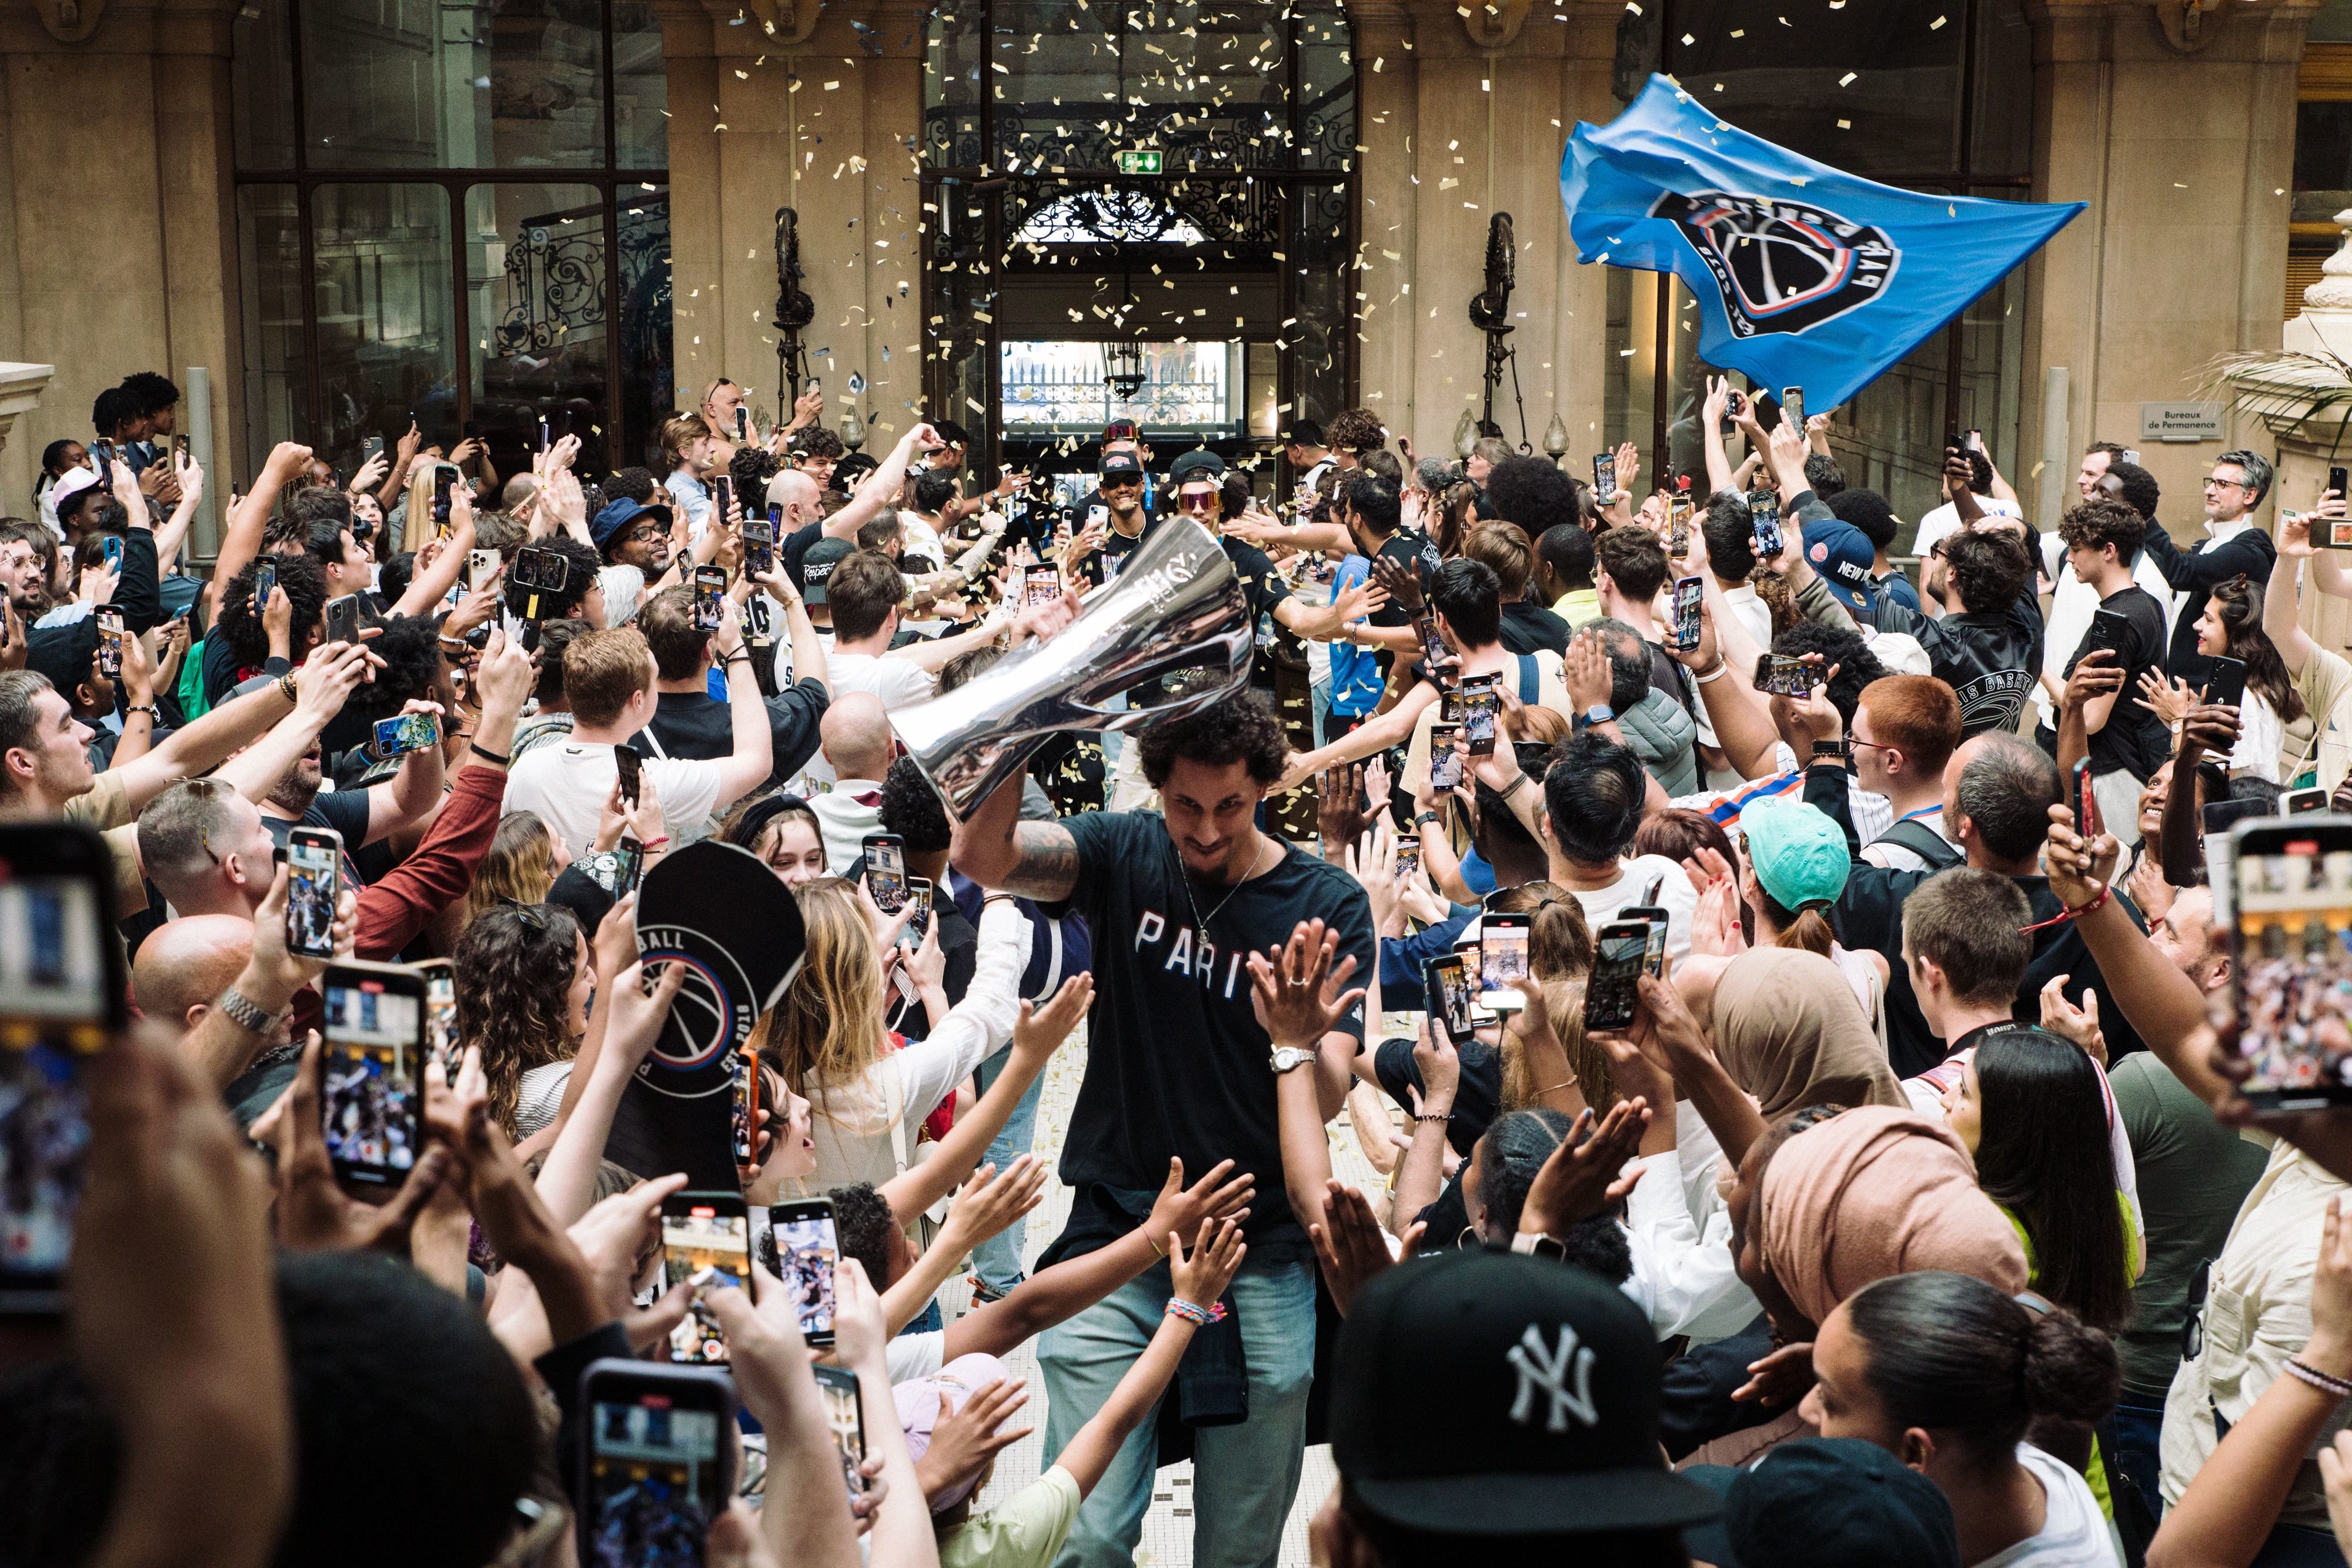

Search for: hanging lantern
xmin=1542 ymin=410 xmax=1570 ymax=460
xmin=1105 ymin=339 xmax=1148 ymax=400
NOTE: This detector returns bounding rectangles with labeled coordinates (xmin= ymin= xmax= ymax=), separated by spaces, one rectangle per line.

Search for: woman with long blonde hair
xmin=755 ymin=875 xmax=1029 ymax=1193
xmin=465 ymin=810 xmax=567 ymax=924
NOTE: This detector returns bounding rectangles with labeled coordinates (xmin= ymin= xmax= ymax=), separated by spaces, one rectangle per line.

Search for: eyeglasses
xmin=1177 ymin=491 xmax=1218 ymax=513
xmin=1847 ymin=737 xmax=1893 ymax=754
xmin=624 ymin=524 xmax=666 ymax=543
xmin=2203 ymin=477 xmax=2247 ymax=491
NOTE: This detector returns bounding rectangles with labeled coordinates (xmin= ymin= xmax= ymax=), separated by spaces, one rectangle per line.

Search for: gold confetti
xmin=1930 ymin=13 xmax=1946 ymax=25
xmin=1839 ymin=71 xmax=1856 ymax=86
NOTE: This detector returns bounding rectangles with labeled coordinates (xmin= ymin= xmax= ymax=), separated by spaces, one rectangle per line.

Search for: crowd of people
xmin=15 ymin=363 xmax=2352 ymax=1568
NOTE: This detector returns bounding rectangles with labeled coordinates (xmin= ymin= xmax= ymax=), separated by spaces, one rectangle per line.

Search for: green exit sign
xmin=1115 ymin=150 xmax=1163 ymax=175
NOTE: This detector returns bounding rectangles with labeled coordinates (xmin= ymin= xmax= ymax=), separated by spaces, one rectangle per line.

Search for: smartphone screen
xmin=1668 ymin=496 xmax=1691 ymax=557
xmin=1753 ymin=655 xmax=1819 ymax=698
xmin=1024 ymin=566 xmax=1061 ymax=609
xmin=2072 ymin=757 xmax=2100 ymax=840
xmin=253 ymin=559 xmax=277 ymax=617
xmin=1462 ymin=676 xmax=1500 ymax=758
xmin=813 ymin=1365 xmax=866 ymax=1504
xmin=711 ymin=475 xmax=732 ymax=519
xmin=2205 ymin=656 xmax=2249 ymax=712
xmin=420 ymin=961 xmax=460 ymax=1085
xmin=744 ymin=516 xmax=775 ymax=574
xmin=729 ymin=1051 xmax=758 ymax=1166
xmin=0 ymin=849 xmax=114 ymax=1310
xmin=432 ymin=466 xmax=455 ymax=530
xmin=373 ymin=711 xmax=440 ymax=758
xmin=901 ymin=878 xmax=933 ymax=948
xmin=1752 ymin=508 xmax=1785 ymax=559
xmin=584 ymin=1373 xmax=729 ymax=1566
xmin=1592 ymin=454 xmax=1616 ymax=499
xmin=864 ymin=834 xmax=907 ymax=913
xmin=2233 ymin=828 xmax=2352 ymax=1105
xmin=1418 ymin=613 xmax=1449 ymax=673
xmin=1669 ymin=577 xmax=1703 ymax=651
xmin=1481 ymin=913 xmax=1531 ymax=1012
xmin=770 ymin=1201 xmax=840 ymax=1345
xmin=614 ymin=745 xmax=642 ymax=808
xmin=1428 ymin=724 xmax=1464 ymax=790
xmin=1395 ymin=841 xmax=1422 ymax=885
xmin=614 ymin=835 xmax=646 ymax=894
xmin=320 ymin=965 xmax=423 ymax=1188
xmin=693 ymin=567 xmax=726 ymax=633
xmin=96 ymin=609 xmax=122 ymax=677
xmin=286 ymin=828 xmax=342 ymax=959
xmin=1780 ymin=387 xmax=1805 ymax=428
xmin=1439 ymin=688 xmax=1466 ymax=726
xmin=1422 ymin=954 xmax=1475 ymax=1039
xmin=1585 ymin=921 xmax=1649 ymax=1031
xmin=663 ymin=1194 xmax=751 ymax=1364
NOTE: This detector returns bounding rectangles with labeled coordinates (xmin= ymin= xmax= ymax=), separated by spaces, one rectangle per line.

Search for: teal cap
xmin=1742 ymin=798 xmax=1850 ymax=911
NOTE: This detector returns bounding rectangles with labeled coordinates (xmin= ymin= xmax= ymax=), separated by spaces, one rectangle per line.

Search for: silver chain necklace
xmin=1179 ymin=832 xmax=1275 ymax=935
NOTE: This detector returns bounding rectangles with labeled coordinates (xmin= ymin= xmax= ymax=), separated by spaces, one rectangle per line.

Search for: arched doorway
xmin=921 ymin=1 xmax=1355 ymax=500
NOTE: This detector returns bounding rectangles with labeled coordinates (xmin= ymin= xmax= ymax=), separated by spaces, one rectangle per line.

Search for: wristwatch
xmin=1511 ymin=1230 xmax=1569 ymax=1262
xmin=1576 ymin=704 xmax=1615 ymax=732
xmin=1413 ymin=809 xmax=1444 ymax=830
xmin=1811 ymin=739 xmax=1852 ymax=761
xmin=1269 ymin=1046 xmax=1317 ymax=1075
xmin=216 ymin=986 xmax=280 ymax=1035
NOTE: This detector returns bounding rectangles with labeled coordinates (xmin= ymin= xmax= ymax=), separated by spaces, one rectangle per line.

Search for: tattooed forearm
xmin=1001 ymin=821 xmax=1081 ymax=901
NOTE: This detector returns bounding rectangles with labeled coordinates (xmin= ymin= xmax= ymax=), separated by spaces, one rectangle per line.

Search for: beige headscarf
xmin=1758 ymin=1105 xmax=2028 ymax=1327
xmin=1712 ymin=947 xmax=1905 ymax=1119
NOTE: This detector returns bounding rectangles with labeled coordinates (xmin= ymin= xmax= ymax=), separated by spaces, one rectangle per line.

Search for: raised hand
xmin=1246 ymin=918 xmax=1366 ymax=1051
xmin=1516 ymin=1099 xmax=1651 ymax=1238
xmin=1309 ymin=1182 xmax=1413 ymax=1316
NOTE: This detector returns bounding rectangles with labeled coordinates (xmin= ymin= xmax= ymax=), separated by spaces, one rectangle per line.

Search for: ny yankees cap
xmin=1329 ymin=1250 xmax=1720 ymax=1537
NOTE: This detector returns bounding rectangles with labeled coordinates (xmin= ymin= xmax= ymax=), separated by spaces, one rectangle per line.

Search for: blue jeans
xmin=2110 ymin=1396 xmax=2165 ymax=1525
xmin=1041 ymin=1256 xmax=1317 ymax=1568
xmin=969 ymin=1044 xmax=1045 ymax=1297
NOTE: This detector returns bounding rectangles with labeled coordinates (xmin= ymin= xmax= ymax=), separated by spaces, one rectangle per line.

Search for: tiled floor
xmin=933 ymin=1022 xmax=1398 ymax=1567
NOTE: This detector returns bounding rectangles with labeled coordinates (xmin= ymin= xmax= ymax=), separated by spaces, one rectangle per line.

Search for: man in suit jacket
xmin=2136 ymin=448 xmax=2276 ymax=690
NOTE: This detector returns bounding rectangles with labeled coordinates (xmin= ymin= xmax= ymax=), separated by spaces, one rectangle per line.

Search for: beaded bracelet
xmin=1165 ymin=1297 xmax=1225 ymax=1327
xmin=2286 ymin=1359 xmax=2352 ymax=1400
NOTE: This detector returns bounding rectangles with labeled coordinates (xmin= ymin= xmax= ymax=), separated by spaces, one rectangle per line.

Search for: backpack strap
xmin=1517 ymin=652 xmax=1541 ymax=708
xmin=1874 ymin=816 xmax=1962 ymax=871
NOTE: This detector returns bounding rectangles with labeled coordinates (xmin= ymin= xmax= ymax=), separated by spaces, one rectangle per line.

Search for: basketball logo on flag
xmin=1649 ymin=190 xmax=1898 ymax=338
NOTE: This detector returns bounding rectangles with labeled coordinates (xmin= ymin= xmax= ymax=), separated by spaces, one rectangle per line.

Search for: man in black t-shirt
xmin=949 ymin=692 xmax=1375 ymax=1568
xmin=2058 ymin=496 xmax=2173 ymax=846
xmin=629 ymin=581 xmax=828 ymax=791
xmin=1067 ymin=449 xmax=1160 ymax=590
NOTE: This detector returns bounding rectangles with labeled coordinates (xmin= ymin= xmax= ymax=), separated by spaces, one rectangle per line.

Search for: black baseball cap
xmin=1330 ymin=1251 xmax=1720 ymax=1537
xmin=1101 ymin=452 xmax=1145 ymax=481
xmin=801 ymin=537 xmax=853 ymax=604
xmin=1681 ymin=1439 xmax=1959 ymax=1568
xmin=1170 ymin=450 xmax=1227 ymax=484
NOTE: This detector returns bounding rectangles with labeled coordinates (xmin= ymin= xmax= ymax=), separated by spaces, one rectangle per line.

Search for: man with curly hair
xmin=2057 ymin=495 xmax=2172 ymax=842
xmin=1324 ymin=406 xmax=1387 ymax=472
xmin=951 ymin=689 xmax=1375 ymax=1568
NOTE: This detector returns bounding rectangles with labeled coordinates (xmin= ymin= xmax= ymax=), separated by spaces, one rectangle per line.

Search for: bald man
xmin=807 ymin=692 xmax=895 ymax=870
xmin=133 ymin=914 xmax=258 ymax=1041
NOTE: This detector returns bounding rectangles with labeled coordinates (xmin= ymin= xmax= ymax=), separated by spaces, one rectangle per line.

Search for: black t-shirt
xmin=1074 ymin=508 xmax=1166 ymax=591
xmin=1498 ymin=599 xmax=1571 ymax=658
xmin=1047 ymin=811 xmax=1376 ymax=1255
xmin=779 ymin=519 xmax=827 ymax=594
xmin=2066 ymin=584 xmax=2171 ymax=782
xmin=1369 ymin=528 xmax=1442 ymax=628
xmin=263 ymin=791 xmax=372 ymax=888
xmin=631 ymin=678 xmax=829 ymax=791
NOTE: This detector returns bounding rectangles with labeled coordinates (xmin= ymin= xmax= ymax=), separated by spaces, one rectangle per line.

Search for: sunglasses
xmin=1177 ymin=490 xmax=1218 ymax=513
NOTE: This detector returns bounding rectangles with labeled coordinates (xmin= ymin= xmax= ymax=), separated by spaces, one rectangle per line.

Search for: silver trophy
xmin=891 ymin=515 xmax=1252 ymax=818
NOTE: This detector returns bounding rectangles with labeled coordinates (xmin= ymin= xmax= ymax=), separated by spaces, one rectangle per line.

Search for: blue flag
xmin=1561 ymin=75 xmax=2083 ymax=411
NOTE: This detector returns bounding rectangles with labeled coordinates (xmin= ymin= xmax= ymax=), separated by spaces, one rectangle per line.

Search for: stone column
xmin=2020 ymin=0 xmax=2317 ymax=536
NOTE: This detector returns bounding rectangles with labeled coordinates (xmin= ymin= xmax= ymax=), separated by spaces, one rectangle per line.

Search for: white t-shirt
xmin=887 ymin=1327 xmax=947 ymax=1383
xmin=1911 ymin=496 xmax=2025 ymax=561
xmin=1976 ymin=1443 xmax=2123 ymax=1567
xmin=1572 ymin=853 xmax=1700 ymax=961
xmin=502 ymin=740 xmax=726 ymax=860
xmin=829 ymin=651 xmax=937 ymax=708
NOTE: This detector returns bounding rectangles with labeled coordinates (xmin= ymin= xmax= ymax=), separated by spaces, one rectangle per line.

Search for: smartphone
xmin=735 ymin=406 xmax=750 ymax=444
xmin=1428 ymin=724 xmax=1465 ymax=790
xmin=1024 ymin=565 xmax=1061 ymax=609
xmin=2206 ymin=798 xmax=2273 ymax=838
xmin=692 ymin=566 xmax=727 ymax=633
xmin=324 ymin=593 xmax=362 ymax=646
xmin=743 ymin=514 xmax=775 ymax=574
xmin=2072 ymin=756 xmax=2100 ymax=840
xmin=1395 ymin=840 xmax=1422 ymax=885
xmin=1440 ymin=688 xmax=1466 ymax=726
xmin=747 ymin=596 xmax=773 ymax=643
xmin=663 ymin=1192 xmax=752 ymax=1363
xmin=1422 ymin=953 xmax=1475 ymax=1040
xmin=2331 ymin=465 xmax=2348 ymax=502
xmin=2078 ymin=608 xmax=2131 ymax=659
xmin=466 ymin=547 xmax=499 ymax=593
xmin=417 ymin=957 xmax=460 ymax=1086
xmin=577 ymin=1360 xmax=736 ymax=1566
xmin=431 ymin=464 xmax=456 ymax=532
xmin=95 ymin=608 xmax=122 ymax=677
xmin=864 ymin=833 xmax=907 ymax=914
xmin=537 ymin=414 xmax=551 ymax=452
xmin=1780 ymin=386 xmax=1805 ymax=429
xmin=0 ymin=825 xmax=126 ymax=1313
xmin=318 ymin=960 xmax=425 ymax=1189
xmin=253 ymin=557 xmax=277 ymax=618
xmin=1585 ymin=920 xmax=1652 ymax=1031
xmin=1753 ymin=654 xmax=1822 ymax=698
xmin=614 ymin=744 xmax=642 ymax=808
xmin=712 ymin=474 xmax=733 ymax=520
xmin=1726 ymin=388 xmax=1748 ymax=419
xmin=2230 ymin=820 xmax=2352 ymax=1105
xmin=768 ymin=1197 xmax=840 ymax=1345
xmin=285 ymin=825 xmax=342 ymax=960
xmin=808 ymin=376 xmax=824 ymax=401
xmin=1752 ymin=506 xmax=1785 ymax=559
xmin=1669 ymin=576 xmax=1703 ymax=652
xmin=1461 ymin=674 xmax=1501 ymax=758
xmin=901 ymin=877 xmax=933 ymax=949
xmin=2288 ymin=787 xmax=2334 ymax=815
xmin=1668 ymin=495 xmax=1692 ymax=557
xmin=372 ymin=711 xmax=440 ymax=760
xmin=2204 ymin=656 xmax=2249 ymax=712
xmin=362 ymin=434 xmax=385 ymax=464
xmin=2122 ymin=448 xmax=2142 ymax=466
xmin=1480 ymin=911 xmax=1532 ymax=1012
xmin=1417 ymin=611 xmax=1450 ymax=673
xmin=1746 ymin=487 xmax=1778 ymax=529
xmin=1592 ymin=453 xmax=1616 ymax=500
xmin=91 ymin=439 xmax=112 ymax=486
xmin=729 ymin=1049 xmax=759 ymax=1167
xmin=811 ymin=1364 xmax=866 ymax=1505
xmin=1966 ymin=428 xmax=1986 ymax=454
xmin=614 ymin=834 xmax=646 ymax=895
xmin=463 ymin=419 xmax=480 ymax=442
xmin=100 ymin=535 xmax=123 ymax=574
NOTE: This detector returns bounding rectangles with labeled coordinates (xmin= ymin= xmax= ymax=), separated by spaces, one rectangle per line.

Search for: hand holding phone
xmin=662 ymin=1192 xmax=753 ymax=1363
xmin=285 ymin=827 xmax=343 ymax=960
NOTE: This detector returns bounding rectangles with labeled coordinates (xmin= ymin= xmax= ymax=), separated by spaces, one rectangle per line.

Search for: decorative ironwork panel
xmin=497 ymin=222 xmax=604 ymax=356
